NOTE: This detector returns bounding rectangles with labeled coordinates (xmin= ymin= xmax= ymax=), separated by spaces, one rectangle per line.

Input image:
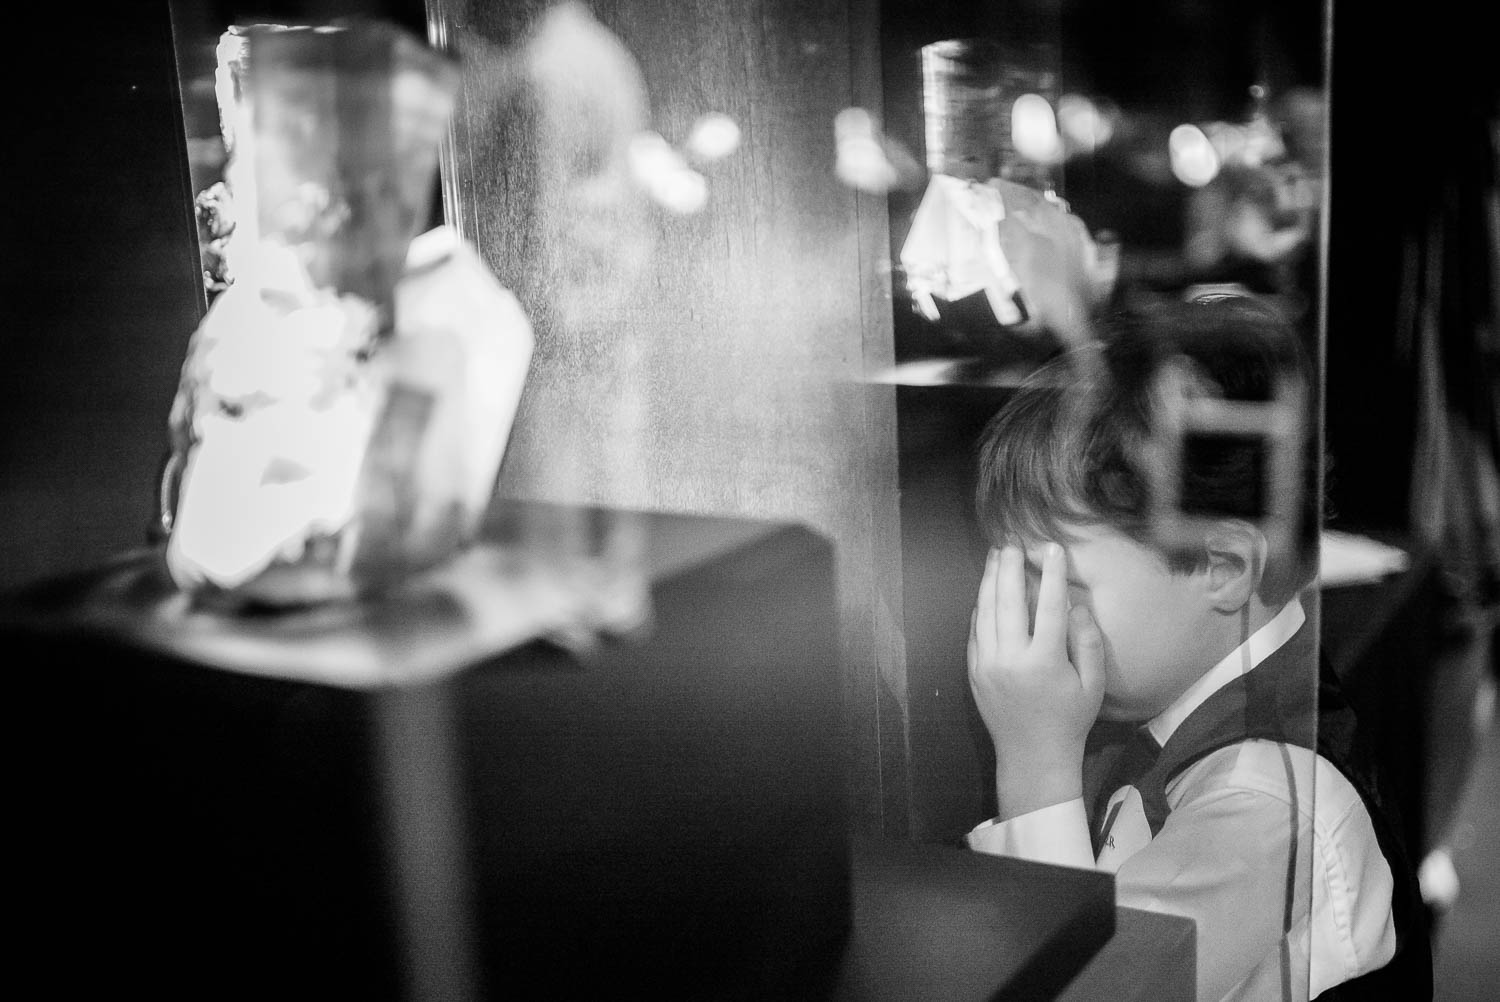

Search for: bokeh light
xmin=1011 ymin=93 xmax=1062 ymax=164
xmin=1169 ymin=123 xmax=1220 ymax=187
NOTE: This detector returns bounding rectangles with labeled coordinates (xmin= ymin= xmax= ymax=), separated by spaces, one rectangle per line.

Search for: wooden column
xmin=429 ymin=0 xmax=910 ymax=834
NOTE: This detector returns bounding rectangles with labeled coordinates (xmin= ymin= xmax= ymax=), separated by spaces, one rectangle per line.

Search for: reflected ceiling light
xmin=686 ymin=112 xmax=741 ymax=162
xmin=1011 ymin=93 xmax=1062 ymax=164
xmin=1169 ymin=123 xmax=1219 ymax=187
xmin=1057 ymin=93 xmax=1113 ymax=155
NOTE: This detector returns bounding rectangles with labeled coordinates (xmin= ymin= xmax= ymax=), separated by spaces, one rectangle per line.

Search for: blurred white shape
xmin=1057 ymin=93 xmax=1114 ymax=156
xmin=1418 ymin=847 xmax=1461 ymax=911
xmin=899 ymin=174 xmax=1022 ymax=324
xmin=214 ymin=28 xmax=261 ymax=283
xmin=394 ymin=226 xmax=536 ymax=524
xmin=1169 ymin=123 xmax=1220 ymax=187
xmin=167 ymin=265 xmax=384 ymax=590
xmin=522 ymin=1 xmax=657 ymax=330
xmin=1318 ymin=529 xmax=1412 ymax=586
xmin=655 ymin=168 xmax=708 ymax=215
xmin=1011 ymin=93 xmax=1062 ymax=164
xmin=1240 ymin=114 xmax=1286 ymax=168
xmin=213 ymin=30 xmax=251 ymax=158
xmin=628 ymin=130 xmax=678 ymax=180
xmin=168 ymin=389 xmax=378 ymax=590
xmin=1205 ymin=122 xmax=1249 ymax=167
xmin=166 ymin=226 xmax=535 ymax=597
xmin=628 ymin=130 xmax=708 ymax=214
xmin=686 ymin=112 xmax=741 ymax=162
xmin=834 ymin=107 xmax=899 ymax=193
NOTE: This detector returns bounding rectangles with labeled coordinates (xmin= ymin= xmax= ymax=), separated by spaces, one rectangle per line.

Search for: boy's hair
xmin=975 ymin=295 xmax=1319 ymax=605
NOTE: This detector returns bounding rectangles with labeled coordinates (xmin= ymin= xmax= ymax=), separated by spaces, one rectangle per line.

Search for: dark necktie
xmin=1084 ymin=722 xmax=1162 ymax=856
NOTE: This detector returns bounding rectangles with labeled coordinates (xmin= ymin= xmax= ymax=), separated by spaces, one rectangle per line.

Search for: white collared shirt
xmin=967 ymin=599 xmax=1397 ymax=1001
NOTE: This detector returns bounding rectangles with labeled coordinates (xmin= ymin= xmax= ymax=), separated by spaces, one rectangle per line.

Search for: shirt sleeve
xmin=965 ymin=798 xmax=1096 ymax=869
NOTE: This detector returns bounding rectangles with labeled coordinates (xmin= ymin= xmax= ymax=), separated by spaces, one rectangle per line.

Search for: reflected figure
xmin=161 ymin=19 xmax=535 ymax=609
xmin=964 ymin=296 xmax=1431 ymax=1000
xmin=900 ymin=174 xmax=1117 ymax=354
xmin=447 ymin=3 xmax=663 ymax=638
xmin=897 ymin=37 xmax=1118 ymax=366
xmin=1181 ymin=85 xmax=1325 ymax=330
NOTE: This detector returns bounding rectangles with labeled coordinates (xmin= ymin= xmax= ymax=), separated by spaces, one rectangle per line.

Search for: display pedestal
xmin=6 ymin=498 xmax=1195 ymax=1000
xmin=7 ymin=501 xmax=848 ymax=1001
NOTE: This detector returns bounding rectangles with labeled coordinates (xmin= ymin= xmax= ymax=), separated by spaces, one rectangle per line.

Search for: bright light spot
xmin=1057 ymin=93 xmax=1114 ymax=155
xmin=835 ymin=107 xmax=877 ymax=141
xmin=628 ymin=131 xmax=708 ymax=214
xmin=1011 ymin=93 xmax=1062 ymax=164
xmin=835 ymin=107 xmax=898 ymax=192
xmin=628 ymin=131 xmax=679 ymax=181
xmin=686 ymin=113 xmax=741 ymax=162
xmin=1419 ymin=847 xmax=1461 ymax=911
xmin=655 ymin=169 xmax=708 ymax=215
xmin=1169 ymin=123 xmax=1220 ymax=187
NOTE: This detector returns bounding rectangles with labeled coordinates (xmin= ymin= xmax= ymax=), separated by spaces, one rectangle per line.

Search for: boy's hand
xmin=968 ymin=543 xmax=1106 ymax=820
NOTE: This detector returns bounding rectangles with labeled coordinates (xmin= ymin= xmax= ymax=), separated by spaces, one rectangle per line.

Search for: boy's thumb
xmin=1067 ymin=604 xmax=1105 ymax=696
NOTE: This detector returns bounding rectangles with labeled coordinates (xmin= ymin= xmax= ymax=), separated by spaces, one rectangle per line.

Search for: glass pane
xmin=160 ymin=2 xmax=1442 ymax=997
xmin=876 ymin=4 xmax=1361 ymax=1000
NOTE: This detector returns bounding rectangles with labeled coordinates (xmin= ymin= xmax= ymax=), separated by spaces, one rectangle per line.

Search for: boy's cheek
xmin=1097 ymin=662 xmax=1151 ymax=721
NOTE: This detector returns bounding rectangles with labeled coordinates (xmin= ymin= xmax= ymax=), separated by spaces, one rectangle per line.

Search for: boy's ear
xmin=1202 ymin=520 xmax=1267 ymax=613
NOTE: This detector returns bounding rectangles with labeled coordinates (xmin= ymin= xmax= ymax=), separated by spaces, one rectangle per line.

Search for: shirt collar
xmin=1145 ymin=597 xmax=1307 ymax=747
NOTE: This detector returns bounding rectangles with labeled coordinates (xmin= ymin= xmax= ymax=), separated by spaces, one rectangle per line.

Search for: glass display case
xmin=18 ymin=0 xmax=1492 ymax=996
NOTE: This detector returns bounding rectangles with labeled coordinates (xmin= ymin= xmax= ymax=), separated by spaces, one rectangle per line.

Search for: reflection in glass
xmin=161 ymin=18 xmax=534 ymax=608
xmin=961 ymin=295 xmax=1406 ymax=1000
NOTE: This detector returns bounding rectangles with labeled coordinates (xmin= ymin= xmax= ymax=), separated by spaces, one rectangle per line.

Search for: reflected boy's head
xmin=975 ymin=295 xmax=1318 ymax=719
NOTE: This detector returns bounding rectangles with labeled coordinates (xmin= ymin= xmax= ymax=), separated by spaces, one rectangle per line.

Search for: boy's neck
xmin=1230 ymin=595 xmax=1283 ymax=648
xmin=1199 ymin=594 xmax=1292 ymax=681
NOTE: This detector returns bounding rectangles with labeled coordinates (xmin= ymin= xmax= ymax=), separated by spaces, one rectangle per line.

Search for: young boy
xmin=964 ymin=296 xmax=1430 ymax=1001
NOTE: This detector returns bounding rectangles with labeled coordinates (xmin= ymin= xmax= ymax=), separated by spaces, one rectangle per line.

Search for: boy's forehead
xmin=1010 ymin=523 xmax=1155 ymax=567
xmin=1006 ymin=520 xmax=1099 ymax=553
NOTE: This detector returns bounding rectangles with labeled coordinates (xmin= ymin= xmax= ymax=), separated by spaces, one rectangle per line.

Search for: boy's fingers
xmin=1031 ymin=542 xmax=1069 ymax=652
xmin=994 ymin=544 xmax=1029 ymax=652
xmin=967 ymin=607 xmax=978 ymax=672
xmin=974 ymin=547 xmax=1000 ymax=655
xmin=1067 ymin=603 xmax=1106 ymax=696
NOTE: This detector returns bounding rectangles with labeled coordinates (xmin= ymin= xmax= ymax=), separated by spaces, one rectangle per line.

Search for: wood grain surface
xmin=433 ymin=0 xmax=908 ymax=834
